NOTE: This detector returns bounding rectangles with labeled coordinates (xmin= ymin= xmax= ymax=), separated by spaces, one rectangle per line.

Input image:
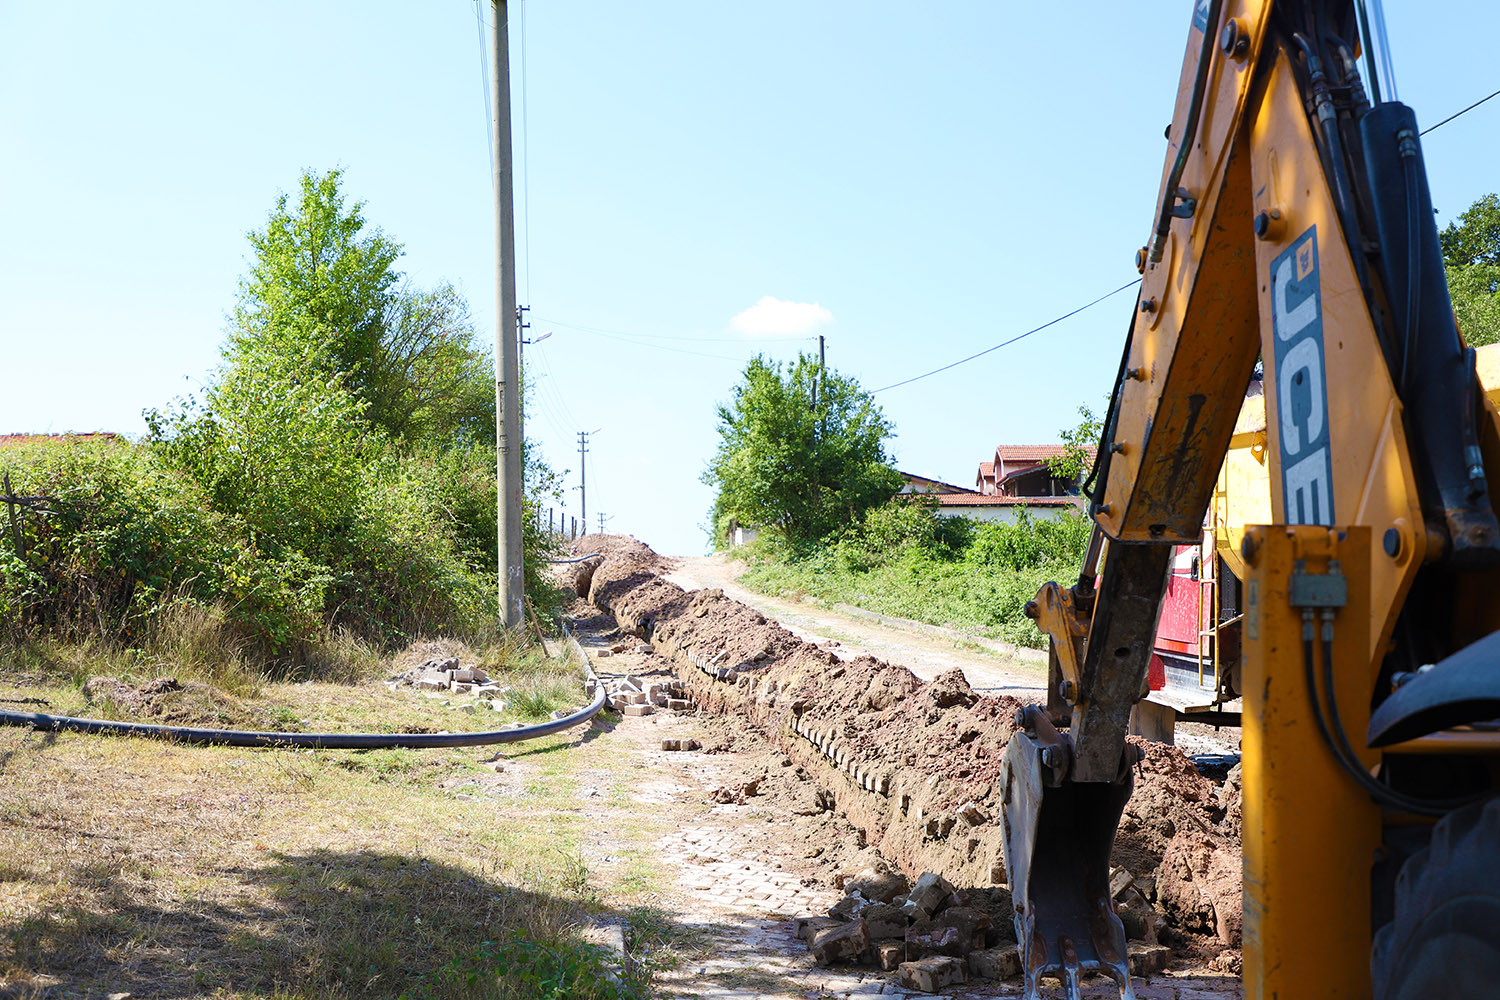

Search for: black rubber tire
xmin=1372 ymin=795 xmax=1500 ymax=1000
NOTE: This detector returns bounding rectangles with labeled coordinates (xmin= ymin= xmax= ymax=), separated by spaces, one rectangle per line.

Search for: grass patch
xmin=0 ymin=636 xmax=680 ymax=999
xmin=736 ymin=504 xmax=1092 ymax=648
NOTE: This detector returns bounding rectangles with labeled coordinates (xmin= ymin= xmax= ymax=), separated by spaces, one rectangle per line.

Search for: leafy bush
xmin=965 ymin=506 xmax=1092 ymax=572
xmin=739 ymin=504 xmax=1092 ymax=648
xmin=0 ymin=438 xmax=496 ymax=661
xmin=1 ymin=170 xmax=565 ymax=668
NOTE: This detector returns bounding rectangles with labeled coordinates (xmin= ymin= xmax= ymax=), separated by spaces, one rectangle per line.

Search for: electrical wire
xmin=1 ymin=651 xmax=607 ymax=750
xmin=533 ymin=315 xmax=814 ymax=344
xmin=531 ymin=347 xmax=583 ymax=429
xmin=1303 ymin=622 xmax=1476 ymax=817
xmin=473 ymin=0 xmax=493 ymax=176
xmin=871 ymin=278 xmax=1142 ymax=394
xmin=1421 ymin=86 xmax=1500 ymax=136
xmin=545 ymin=322 xmax=772 ymax=362
xmin=519 ymin=0 xmax=531 ymax=303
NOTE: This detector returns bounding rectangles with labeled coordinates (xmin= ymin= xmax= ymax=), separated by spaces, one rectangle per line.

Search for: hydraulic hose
xmin=1148 ymin=0 xmax=1222 ymax=263
xmin=1301 ymin=617 xmax=1471 ymax=817
xmin=0 ymin=631 xmax=607 ymax=749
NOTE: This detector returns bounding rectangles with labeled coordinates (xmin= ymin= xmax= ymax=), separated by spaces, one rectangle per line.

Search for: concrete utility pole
xmin=818 ymin=334 xmax=826 ymax=441
xmin=491 ymin=0 xmax=524 ymax=629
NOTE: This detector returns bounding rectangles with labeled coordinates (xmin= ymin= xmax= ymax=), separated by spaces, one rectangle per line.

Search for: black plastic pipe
xmin=0 ymin=633 xmax=607 ymax=749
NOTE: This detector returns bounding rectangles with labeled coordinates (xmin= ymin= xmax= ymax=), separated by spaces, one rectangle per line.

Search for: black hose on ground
xmin=0 ymin=630 xmax=606 ymax=749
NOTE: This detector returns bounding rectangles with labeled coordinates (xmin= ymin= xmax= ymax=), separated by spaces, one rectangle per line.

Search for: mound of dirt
xmin=575 ymin=534 xmax=1245 ymax=960
xmin=567 ymin=534 xmax=668 ymax=599
xmin=1113 ymin=739 xmax=1242 ymax=946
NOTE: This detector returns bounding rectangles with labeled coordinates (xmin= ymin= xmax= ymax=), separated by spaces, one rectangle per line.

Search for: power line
xmin=863 ymin=82 xmax=1497 ymax=396
xmin=472 ymin=1 xmax=493 ymax=176
xmin=531 ymin=346 xmax=584 ymax=430
xmin=542 ymin=322 xmax=769 ymax=362
xmin=1421 ymin=85 xmax=1500 ymax=136
xmin=871 ymin=278 xmax=1142 ymax=394
xmin=532 ymin=314 xmax=814 ymax=344
xmin=519 ymin=0 xmax=531 ymax=303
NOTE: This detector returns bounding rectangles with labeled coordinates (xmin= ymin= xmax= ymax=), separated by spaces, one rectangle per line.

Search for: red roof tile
xmin=994 ymin=444 xmax=1097 ymax=463
xmin=0 ymin=432 xmax=121 ymax=448
xmin=934 ymin=494 xmax=1081 ymax=507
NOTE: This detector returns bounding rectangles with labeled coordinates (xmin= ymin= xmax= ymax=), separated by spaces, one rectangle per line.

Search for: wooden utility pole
xmin=491 ymin=0 xmax=524 ymax=629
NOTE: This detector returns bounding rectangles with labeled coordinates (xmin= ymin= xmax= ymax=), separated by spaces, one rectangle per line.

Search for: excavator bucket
xmin=999 ymin=708 xmax=1137 ymax=1000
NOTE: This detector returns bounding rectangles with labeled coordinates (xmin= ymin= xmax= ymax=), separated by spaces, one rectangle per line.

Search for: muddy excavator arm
xmin=1001 ymin=2 xmax=1500 ymax=998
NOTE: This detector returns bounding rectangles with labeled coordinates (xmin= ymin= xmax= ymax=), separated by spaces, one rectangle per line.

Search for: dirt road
xmin=665 ymin=552 xmax=1049 ymax=702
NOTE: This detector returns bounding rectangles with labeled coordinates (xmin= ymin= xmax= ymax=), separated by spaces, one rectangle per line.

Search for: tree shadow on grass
xmin=0 ymin=846 xmax=645 ymax=1000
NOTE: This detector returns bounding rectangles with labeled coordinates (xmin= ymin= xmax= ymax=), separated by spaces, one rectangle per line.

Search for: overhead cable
xmin=1421 ymin=86 xmax=1500 ymax=136
xmin=871 ymin=278 xmax=1142 ymax=393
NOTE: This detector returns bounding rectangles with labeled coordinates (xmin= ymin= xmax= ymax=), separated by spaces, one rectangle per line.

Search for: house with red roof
xmin=898 ymin=472 xmax=976 ymax=496
xmin=933 ymin=444 xmax=1095 ymax=524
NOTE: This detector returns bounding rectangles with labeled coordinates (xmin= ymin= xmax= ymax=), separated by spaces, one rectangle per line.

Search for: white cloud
xmin=729 ymin=296 xmax=833 ymax=337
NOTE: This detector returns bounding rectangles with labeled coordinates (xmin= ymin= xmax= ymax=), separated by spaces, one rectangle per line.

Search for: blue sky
xmin=2 ymin=2 xmax=1496 ymax=556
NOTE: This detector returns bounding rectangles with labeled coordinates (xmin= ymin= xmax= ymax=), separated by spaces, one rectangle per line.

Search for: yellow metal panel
xmin=1477 ymin=343 xmax=1500 ymax=409
xmin=1100 ymin=0 xmax=1272 ymax=543
xmin=1248 ymin=49 xmax=1425 ymax=666
xmin=1241 ymin=525 xmax=1379 ymax=1000
xmin=1217 ymin=385 xmax=1271 ymax=582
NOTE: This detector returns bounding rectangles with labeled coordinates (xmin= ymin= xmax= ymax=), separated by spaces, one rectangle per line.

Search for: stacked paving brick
xmin=388 ymin=657 xmax=506 ymax=702
xmin=796 ymin=867 xmax=1169 ymax=990
xmin=569 ymin=534 xmax=1245 ymax=972
xmin=586 ymin=670 xmax=691 ymax=717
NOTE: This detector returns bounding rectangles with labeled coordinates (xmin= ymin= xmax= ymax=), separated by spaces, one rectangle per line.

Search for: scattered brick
xmin=861 ymin=902 xmax=906 ymax=940
xmin=905 ymin=872 xmax=956 ymax=918
xmin=809 ymin=920 xmax=869 ymax=966
xmin=968 ymin=944 xmax=1020 ymax=980
xmin=1130 ymin=943 xmax=1171 ymax=975
xmin=898 ymin=955 xmax=966 ymax=992
xmin=874 ymin=940 xmax=904 ymax=971
xmin=795 ymin=916 xmax=839 ymax=941
xmin=905 ymin=923 xmax=963 ymax=961
xmin=622 ymin=704 xmax=653 ymax=717
xmin=958 ymin=800 xmax=989 ymax=825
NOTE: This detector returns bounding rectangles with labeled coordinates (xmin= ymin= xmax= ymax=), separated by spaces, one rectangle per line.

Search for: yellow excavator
xmin=1000 ymin=1 xmax=1500 ymax=998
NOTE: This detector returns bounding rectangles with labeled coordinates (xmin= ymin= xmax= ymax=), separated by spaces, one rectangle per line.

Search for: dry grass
xmin=0 ymin=636 xmax=673 ymax=999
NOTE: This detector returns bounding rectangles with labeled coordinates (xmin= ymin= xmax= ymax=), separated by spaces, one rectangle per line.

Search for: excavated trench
xmin=569 ymin=534 xmax=1245 ymax=971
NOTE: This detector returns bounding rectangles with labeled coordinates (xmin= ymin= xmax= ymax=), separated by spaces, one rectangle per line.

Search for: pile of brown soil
xmin=576 ymin=534 xmax=1244 ymax=964
xmin=566 ymin=534 xmax=668 ymax=599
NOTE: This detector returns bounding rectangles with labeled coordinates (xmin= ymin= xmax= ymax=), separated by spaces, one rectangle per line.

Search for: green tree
xmin=704 ymin=354 xmax=902 ymax=546
xmin=230 ymin=169 xmax=402 ymax=398
xmin=369 ymin=282 xmax=497 ymax=447
xmin=1046 ymin=404 xmax=1102 ymax=485
xmin=142 ymin=169 xmax=565 ymax=647
xmin=1440 ymin=192 xmax=1500 ymax=347
xmin=230 ymin=168 xmax=498 ymax=447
